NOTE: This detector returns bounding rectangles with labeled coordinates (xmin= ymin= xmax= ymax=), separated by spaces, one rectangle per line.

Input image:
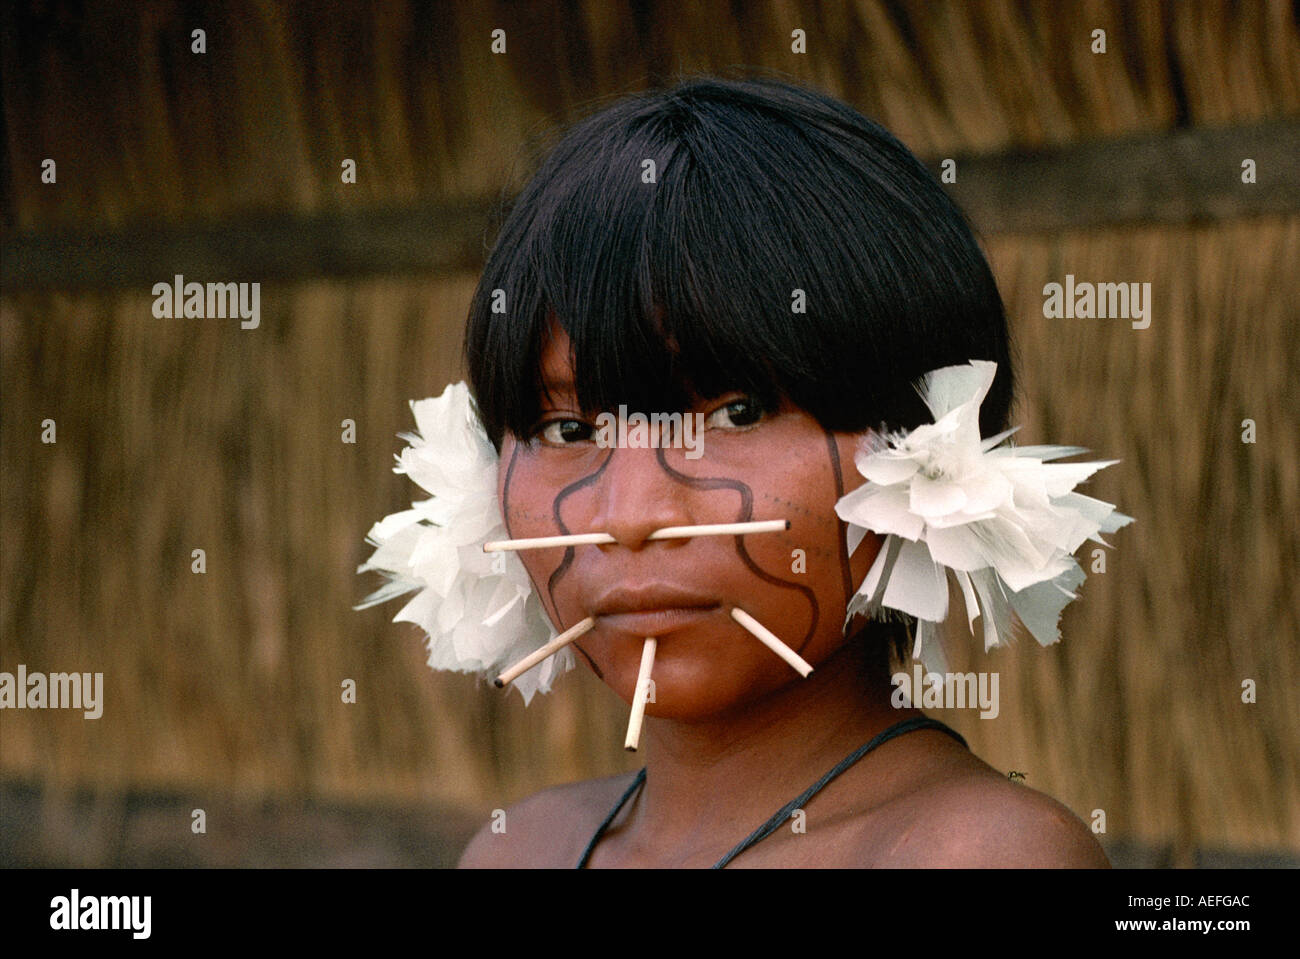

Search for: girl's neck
xmin=631 ymin=639 xmax=917 ymax=853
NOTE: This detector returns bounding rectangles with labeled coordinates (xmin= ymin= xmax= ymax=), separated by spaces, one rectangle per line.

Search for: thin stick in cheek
xmin=730 ymin=607 xmax=814 ymax=677
xmin=495 ymin=616 xmax=596 ymax=688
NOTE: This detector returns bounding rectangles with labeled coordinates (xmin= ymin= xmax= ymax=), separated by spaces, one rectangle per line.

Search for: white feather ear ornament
xmin=352 ymin=382 xmax=570 ymax=704
xmin=834 ymin=360 xmax=1133 ymax=674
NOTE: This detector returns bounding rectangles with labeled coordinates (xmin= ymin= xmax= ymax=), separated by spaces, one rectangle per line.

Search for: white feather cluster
xmin=834 ymin=360 xmax=1133 ymax=673
xmin=354 ymin=382 xmax=570 ymax=704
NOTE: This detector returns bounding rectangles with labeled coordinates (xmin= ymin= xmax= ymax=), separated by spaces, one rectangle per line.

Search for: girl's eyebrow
xmin=538 ymin=376 xmax=578 ymax=408
xmin=539 ymin=349 xmax=576 ymax=397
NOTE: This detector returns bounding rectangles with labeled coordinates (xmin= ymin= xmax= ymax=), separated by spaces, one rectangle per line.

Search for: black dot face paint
xmin=823 ymin=428 xmax=857 ymax=614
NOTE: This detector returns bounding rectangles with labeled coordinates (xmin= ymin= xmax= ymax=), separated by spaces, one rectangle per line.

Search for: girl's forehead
xmin=539 ymin=326 xmax=577 ymax=396
xmin=533 ymin=316 xmax=746 ymax=411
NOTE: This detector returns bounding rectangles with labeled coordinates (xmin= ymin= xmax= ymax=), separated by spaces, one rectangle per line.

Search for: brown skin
xmin=459 ymin=329 xmax=1109 ymax=868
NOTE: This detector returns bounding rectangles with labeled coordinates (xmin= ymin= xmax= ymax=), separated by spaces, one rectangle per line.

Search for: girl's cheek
xmin=499 ymin=438 xmax=555 ymax=527
xmin=497 ymin=440 xmax=571 ymax=620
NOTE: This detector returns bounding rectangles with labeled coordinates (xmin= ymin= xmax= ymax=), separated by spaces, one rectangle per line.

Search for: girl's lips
xmin=596 ymin=605 xmax=722 ymax=637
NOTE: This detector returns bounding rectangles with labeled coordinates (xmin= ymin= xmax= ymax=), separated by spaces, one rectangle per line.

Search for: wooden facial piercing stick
xmin=623 ymin=638 xmax=658 ymax=752
xmin=730 ymin=607 xmax=814 ymax=678
xmin=483 ymin=519 xmax=789 ymax=553
xmin=494 ymin=617 xmax=596 ymax=688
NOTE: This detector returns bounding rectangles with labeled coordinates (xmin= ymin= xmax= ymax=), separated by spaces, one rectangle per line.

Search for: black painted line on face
xmin=504 ymin=430 xmax=838 ymax=679
xmin=546 ymin=449 xmax=613 ymax=599
xmin=653 ymin=446 xmax=820 ymax=653
xmin=547 ymin=448 xmax=615 ymax=678
xmin=502 ymin=441 xmax=609 ymax=679
xmin=502 ymin=442 xmax=521 ymax=540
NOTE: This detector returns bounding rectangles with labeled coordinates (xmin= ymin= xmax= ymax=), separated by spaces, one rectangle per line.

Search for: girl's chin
xmin=593 ymin=652 xmax=798 ymax=720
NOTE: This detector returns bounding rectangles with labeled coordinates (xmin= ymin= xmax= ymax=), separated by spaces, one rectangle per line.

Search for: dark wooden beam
xmin=1 ymin=198 xmax=500 ymax=292
xmin=3 ymin=120 xmax=1298 ymax=292
xmin=933 ymin=118 xmax=1300 ymax=235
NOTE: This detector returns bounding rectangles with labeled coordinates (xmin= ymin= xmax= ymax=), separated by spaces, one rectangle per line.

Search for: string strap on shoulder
xmin=711 ymin=716 xmax=968 ymax=868
xmin=576 ymin=769 xmax=646 ymax=869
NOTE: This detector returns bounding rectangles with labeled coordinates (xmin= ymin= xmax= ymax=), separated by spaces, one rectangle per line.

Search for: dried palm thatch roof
xmin=1 ymin=1 xmax=1297 ymax=863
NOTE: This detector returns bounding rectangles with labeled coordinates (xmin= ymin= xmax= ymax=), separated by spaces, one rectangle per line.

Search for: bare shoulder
xmin=878 ymin=764 xmax=1110 ymax=868
xmin=457 ymin=771 xmax=640 ymax=868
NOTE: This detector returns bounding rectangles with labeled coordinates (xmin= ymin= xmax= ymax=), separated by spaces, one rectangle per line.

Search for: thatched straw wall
xmin=2 ymin=0 xmax=1297 ymax=863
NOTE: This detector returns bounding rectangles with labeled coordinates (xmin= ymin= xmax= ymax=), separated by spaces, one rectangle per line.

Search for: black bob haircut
xmin=463 ymin=72 xmax=1017 ymax=670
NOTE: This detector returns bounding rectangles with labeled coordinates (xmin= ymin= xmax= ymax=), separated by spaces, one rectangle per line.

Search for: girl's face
xmin=499 ymin=328 xmax=881 ymax=719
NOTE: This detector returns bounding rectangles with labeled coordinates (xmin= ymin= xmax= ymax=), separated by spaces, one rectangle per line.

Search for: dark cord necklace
xmin=576 ymin=714 xmax=969 ymax=868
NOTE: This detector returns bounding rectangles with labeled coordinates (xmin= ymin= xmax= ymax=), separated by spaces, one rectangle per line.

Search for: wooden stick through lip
xmin=493 ymin=616 xmax=596 ymax=688
xmin=483 ymin=519 xmax=789 ymax=553
xmin=730 ymin=607 xmax=814 ymax=678
xmin=624 ymin=637 xmax=658 ymax=752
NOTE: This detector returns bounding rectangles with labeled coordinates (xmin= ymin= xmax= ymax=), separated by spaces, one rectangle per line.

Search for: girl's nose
xmin=590 ymin=446 xmax=693 ymax=550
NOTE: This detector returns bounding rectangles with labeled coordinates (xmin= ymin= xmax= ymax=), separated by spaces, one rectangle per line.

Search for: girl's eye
xmin=538 ymin=418 xmax=594 ymax=445
xmin=704 ymin=397 xmax=765 ymax=430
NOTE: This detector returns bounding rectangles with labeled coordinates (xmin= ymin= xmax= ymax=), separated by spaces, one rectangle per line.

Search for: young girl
xmin=360 ymin=75 xmax=1125 ymax=868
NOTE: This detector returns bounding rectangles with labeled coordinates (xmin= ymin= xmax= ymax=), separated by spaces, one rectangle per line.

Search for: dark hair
xmin=463 ymin=72 xmax=1017 ymax=672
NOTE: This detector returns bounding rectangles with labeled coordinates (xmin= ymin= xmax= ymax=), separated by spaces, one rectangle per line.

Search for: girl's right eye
xmin=536 ymin=418 xmax=595 ymax=446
